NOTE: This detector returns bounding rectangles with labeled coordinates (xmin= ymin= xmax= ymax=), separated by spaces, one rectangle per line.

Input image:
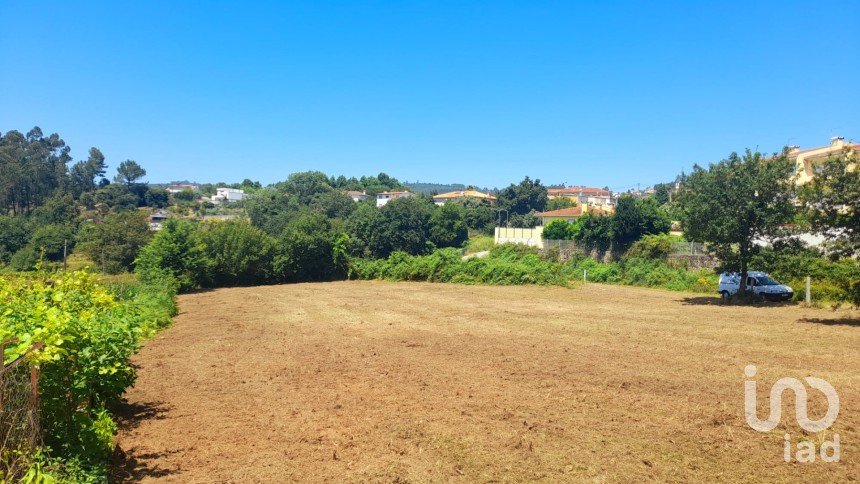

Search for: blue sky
xmin=1 ymin=1 xmax=858 ymax=190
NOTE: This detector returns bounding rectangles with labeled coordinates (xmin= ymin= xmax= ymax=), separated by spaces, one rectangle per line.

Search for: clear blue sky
xmin=2 ymin=1 xmax=858 ymax=190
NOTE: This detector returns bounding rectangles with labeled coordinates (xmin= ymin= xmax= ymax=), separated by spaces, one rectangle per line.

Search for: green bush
xmin=543 ymin=219 xmax=576 ymax=240
xmin=135 ymin=219 xmax=208 ymax=291
xmin=198 ymin=220 xmax=277 ymax=286
xmin=625 ymin=234 xmax=677 ymax=260
xmin=743 ymin=243 xmax=860 ymax=305
xmin=351 ymin=244 xmax=569 ymax=286
xmin=77 ymin=211 xmax=152 ymax=274
xmin=465 ymin=235 xmax=494 ymax=253
xmin=1 ymin=270 xmax=177 ymax=481
xmin=565 ymin=254 xmax=716 ymax=293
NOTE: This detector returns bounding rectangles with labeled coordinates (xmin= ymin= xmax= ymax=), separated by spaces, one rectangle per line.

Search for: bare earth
xmin=113 ymin=281 xmax=859 ymax=482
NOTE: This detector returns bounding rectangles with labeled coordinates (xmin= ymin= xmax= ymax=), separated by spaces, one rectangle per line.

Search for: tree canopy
xmin=800 ymin=149 xmax=859 ymax=258
xmin=115 ymin=160 xmax=147 ymax=186
xmin=678 ymin=149 xmax=796 ymax=294
xmin=497 ymin=177 xmax=547 ymax=215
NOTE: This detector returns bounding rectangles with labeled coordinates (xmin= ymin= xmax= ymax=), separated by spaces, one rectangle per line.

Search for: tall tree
xmin=276 ymin=171 xmax=333 ymax=205
xmin=0 ymin=128 xmax=71 ymax=213
xmin=677 ymin=149 xmax=796 ymax=296
xmin=497 ymin=177 xmax=548 ymax=215
xmin=77 ymin=211 xmax=152 ymax=273
xmin=429 ymin=202 xmax=468 ymax=248
xmin=70 ymin=147 xmax=108 ymax=197
xmin=800 ymin=149 xmax=859 ymax=259
xmin=114 ymin=160 xmax=147 ymax=186
xmin=612 ymin=195 xmax=671 ymax=251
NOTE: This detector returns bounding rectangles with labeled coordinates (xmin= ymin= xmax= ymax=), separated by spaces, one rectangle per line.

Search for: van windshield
xmin=756 ymin=276 xmax=779 ymax=286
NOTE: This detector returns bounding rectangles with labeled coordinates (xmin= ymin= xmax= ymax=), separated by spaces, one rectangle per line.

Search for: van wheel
xmin=720 ymin=291 xmax=731 ymax=302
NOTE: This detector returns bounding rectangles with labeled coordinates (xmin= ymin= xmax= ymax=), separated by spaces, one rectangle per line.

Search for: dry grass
xmin=115 ymin=281 xmax=859 ymax=482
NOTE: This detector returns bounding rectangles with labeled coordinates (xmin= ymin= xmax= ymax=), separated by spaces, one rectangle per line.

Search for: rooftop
xmin=432 ymin=190 xmax=497 ymax=201
xmin=535 ymin=206 xmax=585 ymax=217
xmin=548 ymin=186 xmax=611 ymax=197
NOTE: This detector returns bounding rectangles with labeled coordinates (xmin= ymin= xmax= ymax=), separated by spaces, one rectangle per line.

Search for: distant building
xmin=148 ymin=210 xmax=169 ymax=231
xmin=201 ymin=214 xmax=244 ymax=222
xmin=345 ymin=190 xmax=369 ymax=202
xmin=166 ymin=183 xmax=199 ymax=194
xmin=432 ymin=190 xmax=497 ymax=206
xmin=210 ymin=187 xmax=246 ymax=204
xmin=547 ymin=186 xmax=614 ymax=207
xmin=535 ymin=204 xmax=613 ymax=225
xmin=376 ymin=191 xmax=412 ymax=207
xmin=789 ymin=136 xmax=858 ymax=185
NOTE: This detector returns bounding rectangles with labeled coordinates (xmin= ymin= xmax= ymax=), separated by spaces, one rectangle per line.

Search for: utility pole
xmin=63 ymin=239 xmax=68 ymax=271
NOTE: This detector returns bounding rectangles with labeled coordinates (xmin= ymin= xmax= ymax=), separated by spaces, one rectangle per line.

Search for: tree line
xmin=2 ymin=126 xmax=857 ymax=303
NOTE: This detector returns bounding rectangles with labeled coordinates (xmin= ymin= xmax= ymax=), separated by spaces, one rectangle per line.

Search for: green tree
xmin=69 ymin=147 xmax=108 ymax=197
xmin=508 ymin=210 xmax=540 ymax=228
xmin=677 ymin=149 xmax=796 ymax=296
xmin=654 ymin=183 xmax=672 ymax=205
xmin=276 ymin=171 xmax=333 ymax=204
xmin=310 ymin=190 xmax=356 ymax=219
xmin=0 ymin=128 xmax=71 ymax=213
xmin=92 ymin=184 xmax=139 ymax=212
xmin=31 ymin=193 xmax=79 ymax=227
xmin=245 ymin=188 xmax=302 ymax=235
xmin=458 ymin=199 xmax=496 ymax=234
xmin=429 ymin=203 xmax=468 ymax=248
xmin=543 ymin=219 xmax=576 ymax=240
xmin=198 ymin=220 xmax=277 ymax=286
xmin=574 ymin=213 xmax=613 ymax=251
xmin=114 ymin=160 xmax=147 ymax=186
xmin=9 ymin=224 xmax=75 ymax=270
xmin=546 ymin=197 xmax=576 ymax=211
xmin=144 ymin=187 xmax=170 ymax=208
xmin=800 ymin=149 xmax=859 ymax=258
xmin=611 ymin=196 xmax=671 ymax=251
xmin=135 ymin=219 xmax=207 ymax=291
xmin=78 ymin=211 xmax=152 ymax=273
xmin=347 ymin=197 xmax=434 ymax=258
xmin=274 ymin=213 xmax=348 ymax=281
xmin=0 ymin=215 xmax=31 ymax=263
xmin=497 ymin=177 xmax=548 ymax=215
xmin=172 ymin=189 xmax=197 ymax=202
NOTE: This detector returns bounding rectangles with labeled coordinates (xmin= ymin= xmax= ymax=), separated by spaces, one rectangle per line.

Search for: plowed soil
xmin=113 ymin=281 xmax=859 ymax=482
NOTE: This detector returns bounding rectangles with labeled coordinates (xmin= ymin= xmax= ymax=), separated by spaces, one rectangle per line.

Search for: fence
xmin=671 ymin=241 xmax=708 ymax=256
xmin=494 ymin=226 xmax=544 ymax=248
xmin=540 ymin=239 xmax=589 ymax=261
xmin=0 ymin=339 xmax=42 ymax=481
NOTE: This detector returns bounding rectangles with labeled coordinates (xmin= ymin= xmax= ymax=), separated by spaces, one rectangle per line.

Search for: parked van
xmin=718 ymin=271 xmax=794 ymax=301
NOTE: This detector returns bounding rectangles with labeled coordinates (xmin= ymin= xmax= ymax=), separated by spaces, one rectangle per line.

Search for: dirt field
xmin=113 ymin=281 xmax=859 ymax=482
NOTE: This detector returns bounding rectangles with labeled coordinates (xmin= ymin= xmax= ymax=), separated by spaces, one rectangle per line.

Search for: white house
xmin=211 ymin=187 xmax=246 ymax=204
xmin=166 ymin=183 xmax=199 ymax=194
xmin=431 ymin=190 xmax=497 ymax=206
xmin=376 ymin=190 xmax=412 ymax=207
xmin=345 ymin=190 xmax=369 ymax=202
xmin=148 ymin=210 xmax=169 ymax=231
xmin=547 ymin=186 xmax=614 ymax=207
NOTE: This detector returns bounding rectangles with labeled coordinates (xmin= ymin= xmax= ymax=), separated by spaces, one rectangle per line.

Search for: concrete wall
xmin=494 ymin=226 xmax=544 ymax=248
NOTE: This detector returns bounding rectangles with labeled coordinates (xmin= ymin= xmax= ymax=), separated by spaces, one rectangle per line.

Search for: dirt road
xmin=113 ymin=281 xmax=859 ymax=482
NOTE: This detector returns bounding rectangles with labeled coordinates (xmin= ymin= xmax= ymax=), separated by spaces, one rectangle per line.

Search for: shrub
xmin=465 ymin=235 xmax=494 ymax=254
xmin=77 ymin=211 xmax=152 ymax=274
xmin=350 ymin=244 xmax=569 ymax=286
xmin=198 ymin=220 xmax=277 ymax=286
xmin=543 ymin=219 xmax=576 ymax=240
xmin=135 ymin=219 xmax=208 ymax=291
xmin=429 ymin=203 xmax=468 ymax=249
xmin=0 ymin=270 xmax=177 ymax=480
xmin=625 ymin=234 xmax=677 ymax=260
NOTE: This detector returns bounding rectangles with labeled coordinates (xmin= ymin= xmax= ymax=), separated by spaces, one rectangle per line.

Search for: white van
xmin=718 ymin=271 xmax=794 ymax=302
